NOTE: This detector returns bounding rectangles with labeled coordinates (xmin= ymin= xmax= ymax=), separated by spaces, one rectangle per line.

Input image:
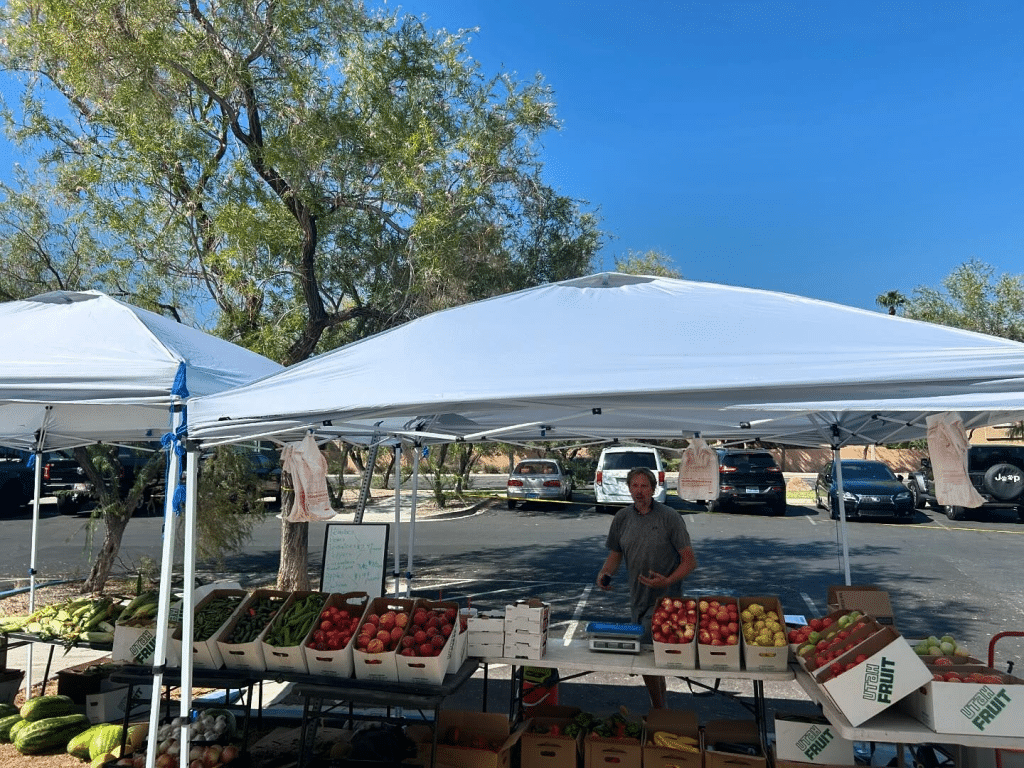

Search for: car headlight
xmin=842 ymin=491 xmax=858 ymax=502
xmin=895 ymin=492 xmax=911 ymax=501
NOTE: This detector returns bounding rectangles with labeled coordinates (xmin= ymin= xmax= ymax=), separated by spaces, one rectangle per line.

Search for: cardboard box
xmin=468 ymin=640 xmax=506 ymax=658
xmin=447 ymin=608 xmax=472 ymax=673
xmin=827 ymin=585 xmax=896 ymax=629
xmin=416 ymin=710 xmax=527 ymax=768
xmin=504 ymin=635 xmax=547 ymax=660
xmin=303 ymin=592 xmax=370 ymax=679
xmin=174 ymin=587 xmax=248 ymax=670
xmin=85 ymin=682 xmax=153 ymax=724
xmin=216 ymin=588 xmax=290 ymax=673
xmin=901 ymin=665 xmax=1024 ymax=737
xmin=698 ymin=595 xmax=741 ymax=671
xmin=584 ymin=729 xmax=642 ymax=768
xmin=352 ymin=596 xmax=415 ymax=683
xmin=653 ymin=639 xmax=697 ymax=669
xmin=521 ymin=706 xmax=583 ymax=768
xmin=644 ymin=709 xmax=701 ymax=768
xmin=56 ymin=658 xmax=115 ymax=704
xmin=773 ymin=750 xmax=858 ymax=768
xmin=261 ymin=590 xmax=331 ymax=675
xmin=704 ymin=719 xmax=766 ymax=768
xmin=797 ymin=616 xmax=882 ymax=675
xmin=774 ymin=712 xmax=855 ymax=764
xmin=396 ymin=599 xmax=459 ymax=685
xmin=813 ymin=626 xmax=932 ymax=727
xmin=0 ymin=669 xmax=24 ymax=706
xmin=505 ymin=599 xmax=550 ymax=633
xmin=740 ymin=596 xmax=788 ymax=672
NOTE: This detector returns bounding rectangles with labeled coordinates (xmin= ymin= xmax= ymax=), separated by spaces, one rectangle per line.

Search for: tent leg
xmin=147 ymin=406 xmax=183 ymax=768
xmin=178 ymin=443 xmax=200 ymax=768
xmin=407 ymin=449 xmax=420 ymax=599
xmin=393 ymin=444 xmax=402 ymax=596
xmin=26 ymin=451 xmax=43 ymax=700
xmin=834 ymin=446 xmax=852 ymax=586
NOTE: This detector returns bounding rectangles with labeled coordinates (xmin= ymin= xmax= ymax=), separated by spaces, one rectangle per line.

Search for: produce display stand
xmin=793 ymin=665 xmax=1024 ymax=765
xmin=1 ymin=630 xmax=114 ymax=695
xmin=289 ymin=657 xmax=480 ymax=768
xmin=480 ymin=640 xmax=793 ymax=750
xmin=109 ymin=664 xmax=260 ymax=756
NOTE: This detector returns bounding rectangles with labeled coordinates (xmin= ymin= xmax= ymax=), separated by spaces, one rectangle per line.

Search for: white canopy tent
xmin=168 ymin=273 xmax=1024 ymax=768
xmin=0 ymin=290 xmax=283 ymax=761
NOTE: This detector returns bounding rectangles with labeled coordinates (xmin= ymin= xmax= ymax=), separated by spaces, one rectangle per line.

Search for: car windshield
xmin=842 ymin=463 xmax=895 ymax=481
xmin=722 ymin=453 xmax=777 ymax=470
xmin=602 ymin=451 xmax=657 ymax=471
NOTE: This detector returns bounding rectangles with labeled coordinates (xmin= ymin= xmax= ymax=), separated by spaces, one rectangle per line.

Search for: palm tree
xmin=875 ymin=290 xmax=908 ymax=316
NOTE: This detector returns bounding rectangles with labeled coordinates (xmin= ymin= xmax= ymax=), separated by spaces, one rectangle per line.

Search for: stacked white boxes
xmin=504 ymin=599 xmax=549 ymax=660
xmin=467 ymin=610 xmax=506 ymax=657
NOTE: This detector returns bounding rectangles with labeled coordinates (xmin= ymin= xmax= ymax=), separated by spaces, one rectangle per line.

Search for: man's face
xmin=628 ymin=474 xmax=654 ymax=506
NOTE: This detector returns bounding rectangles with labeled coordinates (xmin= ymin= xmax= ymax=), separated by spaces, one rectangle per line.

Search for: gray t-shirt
xmin=606 ymin=500 xmax=693 ymax=624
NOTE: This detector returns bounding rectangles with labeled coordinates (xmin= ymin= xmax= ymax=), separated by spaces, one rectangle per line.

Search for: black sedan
xmin=814 ymin=460 xmax=914 ymax=521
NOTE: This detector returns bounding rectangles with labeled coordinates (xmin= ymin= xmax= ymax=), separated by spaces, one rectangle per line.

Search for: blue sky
xmin=399 ymin=0 xmax=1024 ymax=309
xmin=2 ymin=1 xmax=1021 ymax=311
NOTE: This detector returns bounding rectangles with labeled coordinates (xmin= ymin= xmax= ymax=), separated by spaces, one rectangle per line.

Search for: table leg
xmin=481 ymin=663 xmax=489 ymax=712
xmin=752 ymin=680 xmax=768 ymax=754
xmin=39 ymin=644 xmax=55 ymax=694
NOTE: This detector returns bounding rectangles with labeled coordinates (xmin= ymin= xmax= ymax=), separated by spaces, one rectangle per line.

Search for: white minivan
xmin=593 ymin=446 xmax=667 ymax=513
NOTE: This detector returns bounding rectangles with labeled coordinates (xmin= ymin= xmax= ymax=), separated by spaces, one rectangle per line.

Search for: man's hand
xmin=639 ymin=570 xmax=667 ymax=588
xmin=596 ymin=572 xmax=612 ymax=590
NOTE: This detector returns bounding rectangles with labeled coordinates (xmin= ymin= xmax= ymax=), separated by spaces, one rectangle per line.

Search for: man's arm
xmin=639 ymin=546 xmax=697 ymax=589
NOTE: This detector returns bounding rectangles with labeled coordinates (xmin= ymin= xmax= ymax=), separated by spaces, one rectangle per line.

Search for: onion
xmin=202 ymin=744 xmax=223 ymax=767
xmin=204 ymin=730 xmax=218 ymax=741
xmin=190 ymin=761 xmax=205 ymax=768
xmin=221 ymin=744 xmax=239 ymax=763
xmin=167 ymin=740 xmax=180 ymax=756
xmin=171 ymin=717 xmax=184 ymax=728
xmin=189 ymin=745 xmax=204 ymax=761
xmin=157 ymin=739 xmax=173 ymax=755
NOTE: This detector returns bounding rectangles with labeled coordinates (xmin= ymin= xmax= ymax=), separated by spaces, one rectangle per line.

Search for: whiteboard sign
xmin=320 ymin=523 xmax=389 ymax=597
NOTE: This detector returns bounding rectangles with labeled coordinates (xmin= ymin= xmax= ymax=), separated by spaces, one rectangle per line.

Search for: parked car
xmin=814 ymin=460 xmax=914 ymax=521
xmin=905 ymin=444 xmax=1024 ymax=521
xmin=708 ymin=448 xmax=786 ymax=515
xmin=506 ymin=459 xmax=574 ymax=509
xmin=593 ymin=446 xmax=667 ymax=513
xmin=0 ymin=447 xmax=34 ymax=516
xmin=40 ymin=450 xmax=93 ymax=514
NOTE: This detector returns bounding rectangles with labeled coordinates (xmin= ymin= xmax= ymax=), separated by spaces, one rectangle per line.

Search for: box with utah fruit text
xmin=644 ymin=709 xmax=701 ymax=768
xmin=812 ymin=625 xmax=931 ymax=727
xmin=900 ymin=664 xmax=1024 ymax=737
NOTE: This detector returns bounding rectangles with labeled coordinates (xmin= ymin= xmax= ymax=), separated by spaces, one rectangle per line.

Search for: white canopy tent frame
xmin=0 ymin=290 xmax=283 ymax=768
xmin=169 ymin=274 xmax=1024 ymax=768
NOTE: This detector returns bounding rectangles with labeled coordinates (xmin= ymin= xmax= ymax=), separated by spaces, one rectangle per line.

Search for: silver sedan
xmin=506 ymin=459 xmax=574 ymax=508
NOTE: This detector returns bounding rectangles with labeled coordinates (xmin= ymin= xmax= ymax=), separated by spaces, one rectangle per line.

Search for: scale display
xmin=585 ymin=621 xmax=644 ymax=654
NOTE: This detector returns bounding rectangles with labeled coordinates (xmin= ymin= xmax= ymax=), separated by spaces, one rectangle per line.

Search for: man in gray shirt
xmin=597 ymin=467 xmax=698 ymax=709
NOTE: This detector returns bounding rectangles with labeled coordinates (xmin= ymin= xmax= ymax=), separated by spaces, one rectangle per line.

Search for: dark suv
xmin=906 ymin=444 xmax=1024 ymax=521
xmin=708 ymin=448 xmax=787 ymax=515
xmin=0 ymin=447 xmax=34 ymax=516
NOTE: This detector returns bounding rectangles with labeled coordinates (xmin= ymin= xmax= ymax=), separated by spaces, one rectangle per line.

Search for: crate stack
xmin=504 ymin=599 xmax=549 ymax=660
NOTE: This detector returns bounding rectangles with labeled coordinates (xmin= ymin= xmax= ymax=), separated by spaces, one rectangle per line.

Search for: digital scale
xmin=585 ymin=621 xmax=644 ymax=654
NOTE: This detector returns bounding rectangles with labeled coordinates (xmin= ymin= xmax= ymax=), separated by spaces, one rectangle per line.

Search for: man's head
xmin=626 ymin=467 xmax=657 ymax=508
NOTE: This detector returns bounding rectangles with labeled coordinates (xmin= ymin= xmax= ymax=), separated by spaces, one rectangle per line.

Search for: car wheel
xmin=565 ymin=488 xmax=573 ymax=503
xmin=814 ymin=490 xmax=826 ymax=510
xmin=944 ymin=505 xmax=967 ymax=521
xmin=1017 ymin=505 xmax=1024 ymax=523
xmin=908 ymin=481 xmax=924 ymax=509
xmin=56 ymin=495 xmax=82 ymax=516
xmin=829 ymin=500 xmax=839 ymax=520
xmin=706 ymin=499 xmax=720 ymax=513
xmin=506 ymin=499 xmax=517 ymax=510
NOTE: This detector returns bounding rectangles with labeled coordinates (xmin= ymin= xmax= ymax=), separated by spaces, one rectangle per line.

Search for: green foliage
xmin=194 ymin=446 xmax=264 ymax=568
xmin=903 ymin=260 xmax=1024 ymax=341
xmin=875 ymin=290 xmax=907 ymax=316
xmin=613 ymin=249 xmax=681 ymax=278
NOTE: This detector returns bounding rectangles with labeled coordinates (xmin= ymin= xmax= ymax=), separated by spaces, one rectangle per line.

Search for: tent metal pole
xmin=178 ymin=443 xmax=200 ymax=768
xmin=25 ymin=449 xmax=43 ymax=700
xmin=833 ymin=446 xmax=852 ymax=586
xmin=146 ymin=405 xmax=183 ymax=768
xmin=407 ymin=447 xmax=420 ymax=599
xmin=393 ymin=443 xmax=402 ymax=595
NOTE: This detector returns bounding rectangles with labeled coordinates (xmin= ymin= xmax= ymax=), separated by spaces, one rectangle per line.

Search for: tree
xmin=0 ymin=0 xmax=601 ymax=589
xmin=613 ymin=249 xmax=682 ymax=278
xmin=875 ymin=290 xmax=907 ymax=316
xmin=903 ymin=260 xmax=1024 ymax=342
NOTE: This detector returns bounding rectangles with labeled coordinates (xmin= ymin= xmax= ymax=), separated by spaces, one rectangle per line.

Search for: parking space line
xmin=800 ymin=592 xmax=819 ymax=617
xmin=804 ymin=515 xmax=818 ymax=526
xmin=565 ymin=585 xmax=593 ymax=646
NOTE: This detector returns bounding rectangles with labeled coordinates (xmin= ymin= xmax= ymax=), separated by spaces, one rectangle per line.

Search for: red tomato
xmin=320 ymin=620 xmax=334 ymax=631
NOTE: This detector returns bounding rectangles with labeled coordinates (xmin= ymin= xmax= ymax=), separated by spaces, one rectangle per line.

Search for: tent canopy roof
xmin=0 ymin=290 xmax=283 ymax=451
xmin=188 ymin=274 xmax=1024 ymax=448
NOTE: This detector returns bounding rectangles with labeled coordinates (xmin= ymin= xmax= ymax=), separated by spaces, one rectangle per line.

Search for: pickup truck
xmin=0 ymin=447 xmax=34 ymax=515
xmin=905 ymin=444 xmax=1024 ymax=521
xmin=40 ymin=449 xmax=94 ymax=514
